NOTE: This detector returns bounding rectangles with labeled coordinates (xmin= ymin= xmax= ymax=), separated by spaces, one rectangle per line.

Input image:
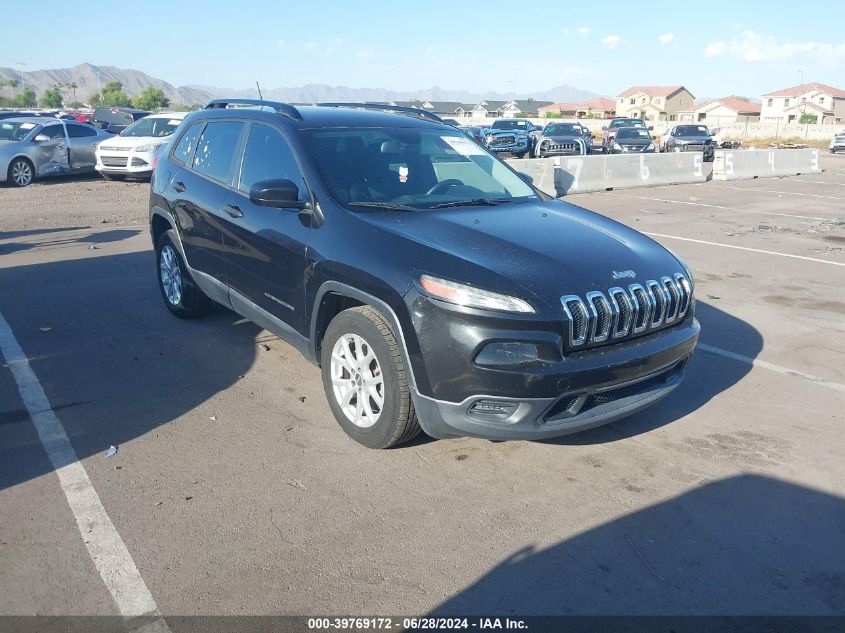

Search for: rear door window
xmin=41 ymin=124 xmax=66 ymax=140
xmin=67 ymin=123 xmax=97 ymax=138
xmin=171 ymin=122 xmax=205 ymax=165
xmin=192 ymin=121 xmax=245 ymax=184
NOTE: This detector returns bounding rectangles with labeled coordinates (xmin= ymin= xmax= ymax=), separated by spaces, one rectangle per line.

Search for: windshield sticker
xmin=168 ymin=120 xmax=181 ymax=126
xmin=441 ymin=135 xmax=485 ymax=156
xmin=399 ymin=165 xmax=409 ymax=183
xmin=20 ymin=123 xmax=36 ymax=130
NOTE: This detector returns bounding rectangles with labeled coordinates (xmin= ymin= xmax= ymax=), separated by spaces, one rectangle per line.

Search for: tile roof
xmin=618 ymin=85 xmax=687 ymax=98
xmin=698 ymin=97 xmax=762 ymax=114
xmin=763 ymin=82 xmax=845 ymax=98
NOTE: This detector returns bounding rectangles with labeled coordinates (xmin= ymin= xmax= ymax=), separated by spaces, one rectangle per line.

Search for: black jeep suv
xmin=149 ymin=99 xmax=699 ymax=448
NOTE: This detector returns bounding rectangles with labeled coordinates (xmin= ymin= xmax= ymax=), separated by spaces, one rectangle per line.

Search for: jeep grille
xmin=561 ymin=273 xmax=691 ymax=349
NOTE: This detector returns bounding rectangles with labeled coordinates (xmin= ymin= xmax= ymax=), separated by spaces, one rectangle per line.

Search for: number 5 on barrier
xmin=694 ymin=155 xmax=703 ymax=177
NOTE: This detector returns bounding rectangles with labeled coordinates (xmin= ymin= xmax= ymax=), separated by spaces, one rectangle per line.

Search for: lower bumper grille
xmin=100 ymin=156 xmax=128 ymax=167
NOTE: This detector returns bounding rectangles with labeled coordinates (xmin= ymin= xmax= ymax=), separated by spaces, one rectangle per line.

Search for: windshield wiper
xmin=429 ymin=198 xmax=511 ymax=209
xmin=348 ymin=201 xmax=418 ymax=212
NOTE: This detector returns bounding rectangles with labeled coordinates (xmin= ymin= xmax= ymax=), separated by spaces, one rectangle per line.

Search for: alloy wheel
xmin=159 ymin=245 xmax=183 ymax=306
xmin=11 ymin=161 xmax=32 ymax=187
xmin=330 ymin=333 xmax=384 ymax=428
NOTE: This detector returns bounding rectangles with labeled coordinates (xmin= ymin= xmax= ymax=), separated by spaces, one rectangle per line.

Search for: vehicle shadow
xmin=0 ymin=250 xmax=258 ymax=492
xmin=0 ymin=228 xmax=141 ymax=255
xmin=543 ymin=300 xmax=760 ymax=446
xmin=429 ymin=474 xmax=845 ymax=618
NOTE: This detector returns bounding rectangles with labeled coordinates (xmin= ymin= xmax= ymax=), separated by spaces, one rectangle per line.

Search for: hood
xmin=616 ymin=136 xmax=651 ymax=146
xmin=674 ymin=135 xmax=712 ymax=143
xmin=97 ymin=135 xmax=169 ymax=150
xmin=485 ymin=128 xmax=529 ymax=137
xmin=542 ymin=133 xmax=582 ymax=142
xmin=362 ymin=200 xmax=684 ymax=308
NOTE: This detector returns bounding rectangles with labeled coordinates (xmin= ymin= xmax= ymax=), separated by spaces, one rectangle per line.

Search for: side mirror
xmin=249 ymin=178 xmax=306 ymax=209
xmin=33 ymin=134 xmax=51 ymax=143
xmin=648 ymin=126 xmax=654 ymax=131
xmin=601 ymin=126 xmax=608 ymax=131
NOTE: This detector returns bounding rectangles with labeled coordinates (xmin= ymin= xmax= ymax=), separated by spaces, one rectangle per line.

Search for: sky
xmin=1 ymin=0 xmax=843 ymax=99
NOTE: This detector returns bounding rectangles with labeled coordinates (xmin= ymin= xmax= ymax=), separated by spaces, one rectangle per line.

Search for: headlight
xmin=418 ymin=275 xmax=534 ymax=313
xmin=486 ymin=134 xmax=494 ymax=145
xmin=646 ymin=143 xmax=655 ymax=150
xmin=134 ymin=143 xmax=163 ymax=153
xmin=613 ymin=142 xmax=622 ymax=150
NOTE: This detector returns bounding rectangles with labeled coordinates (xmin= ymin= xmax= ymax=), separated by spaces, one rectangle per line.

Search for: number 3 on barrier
xmin=639 ymin=155 xmax=650 ymax=181
xmin=725 ymin=153 xmax=734 ymax=176
xmin=811 ymin=150 xmax=819 ymax=172
xmin=566 ymin=157 xmax=583 ymax=190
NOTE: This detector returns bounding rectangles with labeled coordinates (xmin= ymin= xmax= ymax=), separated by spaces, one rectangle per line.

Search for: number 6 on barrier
xmin=693 ymin=154 xmax=703 ymax=177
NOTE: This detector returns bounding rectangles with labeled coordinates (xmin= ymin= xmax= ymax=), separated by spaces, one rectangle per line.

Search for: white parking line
xmin=643 ymin=232 xmax=845 ymax=267
xmin=698 ymin=343 xmax=845 ymax=393
xmin=710 ymin=185 xmax=845 ymax=200
xmin=0 ymin=309 xmax=170 ymax=630
xmin=791 ymin=179 xmax=845 ymax=186
xmin=625 ymin=194 xmax=830 ymax=221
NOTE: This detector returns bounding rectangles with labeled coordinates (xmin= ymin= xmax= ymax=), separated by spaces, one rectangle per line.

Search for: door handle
xmin=173 ymin=181 xmax=186 ymax=193
xmin=223 ymin=204 xmax=243 ymax=218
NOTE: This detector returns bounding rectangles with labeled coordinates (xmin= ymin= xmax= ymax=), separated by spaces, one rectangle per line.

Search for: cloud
xmin=356 ymin=50 xmax=375 ymax=60
xmin=704 ymin=30 xmax=845 ymax=65
xmin=276 ymin=39 xmax=285 ymax=48
xmin=657 ymin=33 xmax=675 ymax=45
xmin=577 ymin=27 xmax=590 ymax=37
xmin=601 ymin=35 xmax=622 ymax=49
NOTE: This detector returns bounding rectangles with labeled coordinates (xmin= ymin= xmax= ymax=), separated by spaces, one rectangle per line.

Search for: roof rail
xmin=316 ymin=102 xmax=444 ymax=123
xmin=204 ymin=99 xmax=303 ymax=121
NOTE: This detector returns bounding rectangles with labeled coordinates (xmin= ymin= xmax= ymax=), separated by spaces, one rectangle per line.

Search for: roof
xmin=697 ymin=97 xmax=762 ymax=114
xmin=580 ymin=97 xmax=616 ymax=111
xmin=763 ymin=82 xmax=845 ymax=98
xmin=0 ymin=116 xmax=57 ymax=124
xmin=618 ymin=85 xmax=688 ymax=98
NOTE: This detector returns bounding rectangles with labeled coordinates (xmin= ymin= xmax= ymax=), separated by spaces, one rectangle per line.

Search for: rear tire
xmin=321 ymin=306 xmax=421 ymax=449
xmin=7 ymin=158 xmax=34 ymax=187
xmin=155 ymin=229 xmax=210 ymax=319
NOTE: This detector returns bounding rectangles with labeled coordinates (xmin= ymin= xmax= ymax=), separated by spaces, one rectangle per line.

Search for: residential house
xmin=538 ymin=98 xmax=616 ymax=119
xmin=470 ymin=100 xmax=510 ymax=118
xmin=391 ymin=100 xmax=475 ymax=118
xmin=760 ymin=83 xmax=845 ymax=123
xmin=691 ymin=98 xmax=761 ymax=125
xmin=615 ymin=86 xmax=695 ymax=121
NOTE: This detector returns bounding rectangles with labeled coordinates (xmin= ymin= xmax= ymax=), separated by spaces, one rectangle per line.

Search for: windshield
xmin=544 ymin=124 xmax=580 ymax=136
xmin=676 ymin=125 xmax=709 ymax=136
xmin=616 ymin=128 xmax=650 ymax=140
xmin=0 ymin=121 xmax=39 ymax=141
xmin=491 ymin=120 xmax=529 ymax=130
xmin=610 ymin=119 xmax=645 ymax=129
xmin=303 ymin=128 xmax=538 ymax=211
xmin=120 ymin=116 xmax=180 ymax=138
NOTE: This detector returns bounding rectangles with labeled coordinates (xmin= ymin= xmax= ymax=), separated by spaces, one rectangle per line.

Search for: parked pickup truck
xmin=534 ymin=122 xmax=589 ymax=157
xmin=483 ymin=118 xmax=542 ymax=158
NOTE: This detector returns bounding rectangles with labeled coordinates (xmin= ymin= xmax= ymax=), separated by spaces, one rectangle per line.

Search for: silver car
xmin=0 ymin=117 xmax=113 ymax=187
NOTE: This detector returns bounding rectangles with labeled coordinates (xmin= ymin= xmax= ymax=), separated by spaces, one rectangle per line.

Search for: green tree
xmin=100 ymin=81 xmax=132 ymax=107
xmin=88 ymin=92 xmax=102 ymax=107
xmin=799 ymin=113 xmax=818 ymax=124
xmin=41 ymin=87 xmax=64 ymax=108
xmin=132 ymin=86 xmax=170 ymax=111
xmin=15 ymin=86 xmax=37 ymax=108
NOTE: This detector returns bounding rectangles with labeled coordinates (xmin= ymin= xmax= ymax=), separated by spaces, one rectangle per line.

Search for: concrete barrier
xmin=552 ymin=152 xmax=707 ymax=195
xmin=712 ymin=148 xmax=821 ymax=180
xmin=505 ymin=157 xmax=557 ymax=196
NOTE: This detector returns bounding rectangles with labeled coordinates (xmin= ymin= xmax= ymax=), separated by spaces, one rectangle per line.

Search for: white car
xmin=830 ymin=133 xmax=845 ymax=154
xmin=95 ymin=112 xmax=188 ymax=179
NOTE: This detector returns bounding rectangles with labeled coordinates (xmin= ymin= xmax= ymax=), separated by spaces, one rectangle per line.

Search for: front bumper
xmin=610 ymin=146 xmax=656 ymax=154
xmin=486 ymin=138 xmax=529 ymax=155
xmin=406 ymin=291 xmax=700 ymax=440
xmin=95 ymin=150 xmax=156 ymax=176
xmin=535 ymin=139 xmax=585 ymax=157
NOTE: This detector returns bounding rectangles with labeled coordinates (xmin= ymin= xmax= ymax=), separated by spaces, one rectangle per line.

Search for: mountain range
xmin=0 ymin=63 xmax=600 ymax=106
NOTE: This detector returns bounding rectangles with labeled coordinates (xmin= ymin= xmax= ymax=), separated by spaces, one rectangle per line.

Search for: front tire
xmin=321 ymin=306 xmax=421 ymax=448
xmin=155 ymin=229 xmax=210 ymax=319
xmin=8 ymin=158 xmax=34 ymax=187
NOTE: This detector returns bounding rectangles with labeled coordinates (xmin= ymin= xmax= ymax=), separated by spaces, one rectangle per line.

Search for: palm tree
xmin=69 ymin=81 xmax=78 ymax=102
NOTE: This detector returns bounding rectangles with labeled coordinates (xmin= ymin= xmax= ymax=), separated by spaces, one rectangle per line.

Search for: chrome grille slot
xmin=561 ymin=273 xmax=691 ymax=350
xmin=609 ymin=287 xmax=632 ymax=338
xmin=629 ymin=284 xmax=652 ymax=334
xmin=674 ymin=273 xmax=691 ymax=317
xmin=662 ymin=276 xmax=680 ymax=323
xmin=561 ymin=296 xmax=588 ymax=347
xmin=586 ymin=291 xmax=613 ymax=343
xmin=647 ymin=280 xmax=668 ymax=326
